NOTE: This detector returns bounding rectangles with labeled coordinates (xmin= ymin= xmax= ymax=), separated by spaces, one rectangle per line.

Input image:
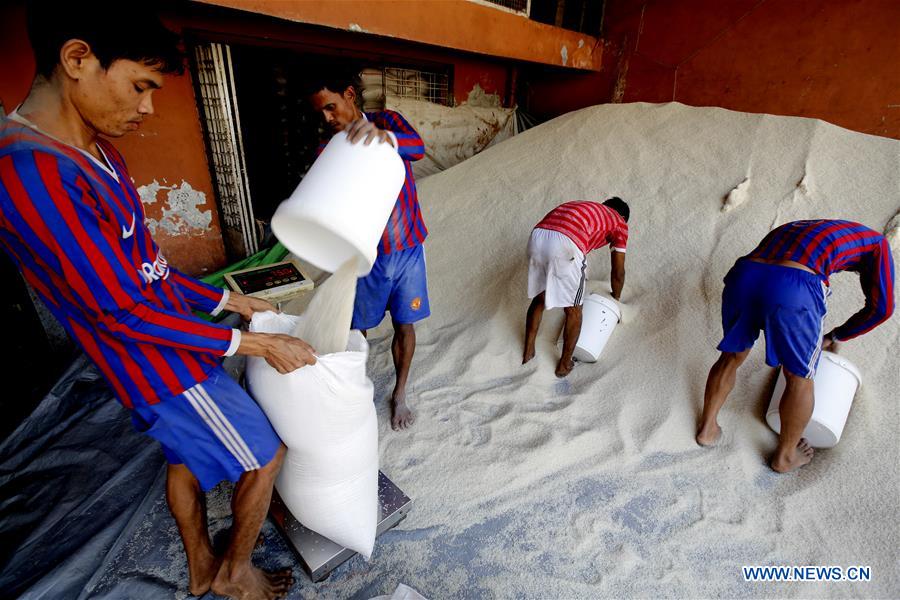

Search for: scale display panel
xmin=224 ymin=260 xmax=314 ymax=302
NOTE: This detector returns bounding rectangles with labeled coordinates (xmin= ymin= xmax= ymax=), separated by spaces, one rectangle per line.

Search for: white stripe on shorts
xmin=805 ymin=280 xmax=830 ymax=378
xmin=194 ymin=383 xmax=261 ymax=470
xmin=182 ymin=384 xmax=260 ymax=471
xmin=182 ymin=387 xmax=252 ymax=470
xmin=574 ymin=256 xmax=587 ymax=305
xmin=195 ymin=383 xmax=261 ymax=470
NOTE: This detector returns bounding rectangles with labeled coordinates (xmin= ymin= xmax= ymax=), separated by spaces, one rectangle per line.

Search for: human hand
xmin=262 ymin=334 xmax=317 ymax=373
xmin=226 ymin=293 xmax=277 ymax=321
xmin=345 ymin=117 xmax=394 ymax=146
xmin=821 ymin=330 xmax=840 ymax=353
xmin=616 ymin=300 xmax=629 ymax=324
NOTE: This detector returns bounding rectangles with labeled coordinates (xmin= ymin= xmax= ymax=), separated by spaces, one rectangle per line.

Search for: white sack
xmin=386 ymin=96 xmax=517 ymax=179
xmin=246 ymin=311 xmax=379 ymax=558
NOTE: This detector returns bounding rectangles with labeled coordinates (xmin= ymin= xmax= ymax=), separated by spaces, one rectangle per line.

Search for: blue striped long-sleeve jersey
xmin=0 ymin=116 xmax=239 ymax=409
xmin=747 ymin=219 xmax=895 ymax=341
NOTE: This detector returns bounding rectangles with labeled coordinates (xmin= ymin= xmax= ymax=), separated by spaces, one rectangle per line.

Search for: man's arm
xmin=377 ymin=110 xmax=425 ymax=161
xmin=224 ymin=292 xmax=278 ymax=321
xmin=167 ymin=266 xmax=231 ymax=315
xmin=346 ymin=111 xmax=425 ymax=162
xmin=827 ymin=240 xmax=895 ymax=343
xmin=235 ymin=330 xmax=316 ymax=373
xmin=610 ymin=250 xmax=626 ymax=301
xmin=1 ymin=152 xmax=238 ymax=356
xmin=169 ymin=267 xmax=278 ymax=320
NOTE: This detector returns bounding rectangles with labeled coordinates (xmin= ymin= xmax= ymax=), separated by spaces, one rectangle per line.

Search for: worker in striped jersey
xmin=523 ymin=198 xmax=630 ymax=377
xmin=0 ymin=3 xmax=311 ymax=597
xmin=697 ymin=219 xmax=895 ymax=473
xmin=306 ymin=69 xmax=429 ymax=431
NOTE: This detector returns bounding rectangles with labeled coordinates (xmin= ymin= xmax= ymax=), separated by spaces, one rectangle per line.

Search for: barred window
xmin=359 ymin=67 xmax=451 ymax=111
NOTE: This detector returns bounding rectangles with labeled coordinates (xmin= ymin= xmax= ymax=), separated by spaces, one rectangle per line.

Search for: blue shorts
xmin=717 ymin=260 xmax=829 ymax=378
xmin=131 ymin=367 xmax=282 ymax=491
xmin=352 ymin=244 xmax=431 ymax=330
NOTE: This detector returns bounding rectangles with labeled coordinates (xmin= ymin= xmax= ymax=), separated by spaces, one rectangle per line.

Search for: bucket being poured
xmin=559 ymin=293 xmax=621 ymax=363
xmin=271 ymin=130 xmax=405 ymax=276
xmin=765 ymin=351 xmax=862 ymax=448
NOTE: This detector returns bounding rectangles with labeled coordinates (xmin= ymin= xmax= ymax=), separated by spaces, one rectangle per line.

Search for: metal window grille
xmin=360 ymin=67 xmax=451 ymax=111
xmin=468 ymin=0 xmax=530 ymax=15
xmin=192 ymin=42 xmax=258 ymax=257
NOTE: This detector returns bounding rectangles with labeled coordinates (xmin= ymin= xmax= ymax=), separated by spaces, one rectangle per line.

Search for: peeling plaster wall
xmin=112 ymin=67 xmax=227 ymax=276
xmin=137 ymin=179 xmax=214 ymax=236
xmin=453 ymin=59 xmax=510 ymax=107
xmin=0 ymin=1 xmax=227 ymax=276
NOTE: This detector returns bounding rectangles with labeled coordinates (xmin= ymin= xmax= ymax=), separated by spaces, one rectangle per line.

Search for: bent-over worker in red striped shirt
xmin=523 ymin=198 xmax=630 ymax=377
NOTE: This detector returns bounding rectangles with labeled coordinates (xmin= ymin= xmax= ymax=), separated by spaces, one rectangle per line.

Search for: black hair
xmin=300 ymin=64 xmax=362 ymax=100
xmin=603 ymin=197 xmax=630 ymax=222
xmin=26 ymin=0 xmax=184 ymax=79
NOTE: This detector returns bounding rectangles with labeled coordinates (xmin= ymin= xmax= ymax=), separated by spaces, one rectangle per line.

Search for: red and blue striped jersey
xmin=535 ymin=201 xmax=628 ymax=254
xmin=319 ymin=110 xmax=426 ymax=255
xmin=0 ymin=117 xmax=238 ymax=409
xmin=747 ymin=219 xmax=895 ymax=341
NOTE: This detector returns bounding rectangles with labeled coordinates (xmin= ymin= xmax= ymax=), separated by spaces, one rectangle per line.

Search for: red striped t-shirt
xmin=534 ymin=201 xmax=628 ymax=254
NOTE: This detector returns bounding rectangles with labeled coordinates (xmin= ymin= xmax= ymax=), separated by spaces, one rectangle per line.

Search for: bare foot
xmin=696 ymin=422 xmax=722 ymax=447
xmin=188 ymin=551 xmax=218 ymax=596
xmin=555 ymin=358 xmax=574 ymax=378
xmin=522 ymin=345 xmax=535 ymax=364
xmin=391 ymin=388 xmax=415 ymax=430
xmin=211 ymin=563 xmax=293 ymax=600
xmin=770 ymin=438 xmax=815 ymax=473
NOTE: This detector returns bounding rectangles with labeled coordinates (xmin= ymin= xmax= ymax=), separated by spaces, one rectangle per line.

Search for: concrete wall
xmin=0 ymin=2 xmax=228 ymax=276
xmin=529 ymin=0 xmax=900 ymax=140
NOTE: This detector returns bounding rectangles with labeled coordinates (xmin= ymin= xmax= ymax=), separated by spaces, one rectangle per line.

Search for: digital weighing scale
xmin=269 ymin=471 xmax=412 ymax=582
xmin=224 ymin=260 xmax=314 ymax=304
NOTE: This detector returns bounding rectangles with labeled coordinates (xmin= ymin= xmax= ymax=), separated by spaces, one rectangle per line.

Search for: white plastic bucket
xmin=559 ymin=293 xmax=621 ymax=362
xmin=765 ymin=351 xmax=862 ymax=448
xmin=271 ymin=130 xmax=406 ymax=275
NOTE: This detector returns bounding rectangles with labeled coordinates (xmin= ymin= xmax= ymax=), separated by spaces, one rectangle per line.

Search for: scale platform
xmin=269 ymin=471 xmax=412 ymax=582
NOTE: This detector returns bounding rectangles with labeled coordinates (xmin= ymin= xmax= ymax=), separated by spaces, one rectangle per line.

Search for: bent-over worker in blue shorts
xmin=697 ymin=220 xmax=894 ymax=473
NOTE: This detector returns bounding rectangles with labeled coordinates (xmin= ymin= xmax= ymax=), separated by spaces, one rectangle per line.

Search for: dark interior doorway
xmin=0 ymin=253 xmax=74 ymax=441
xmin=229 ymin=46 xmax=354 ymax=228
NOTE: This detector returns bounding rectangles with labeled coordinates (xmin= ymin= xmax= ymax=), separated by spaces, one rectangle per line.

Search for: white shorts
xmin=527 ymin=228 xmax=587 ymax=310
